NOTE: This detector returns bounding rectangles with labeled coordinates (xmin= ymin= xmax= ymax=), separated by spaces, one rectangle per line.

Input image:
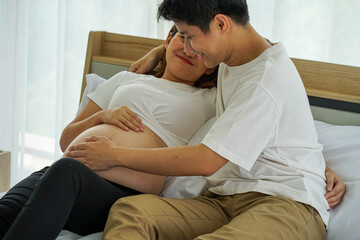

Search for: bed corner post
xmin=80 ymin=31 xmax=105 ymax=103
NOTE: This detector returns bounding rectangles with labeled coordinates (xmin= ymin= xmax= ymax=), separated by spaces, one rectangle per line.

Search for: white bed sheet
xmin=315 ymin=121 xmax=360 ymax=240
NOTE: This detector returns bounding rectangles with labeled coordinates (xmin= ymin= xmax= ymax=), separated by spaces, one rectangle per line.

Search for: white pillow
xmin=314 ymin=120 xmax=360 ymax=240
xmin=76 ymin=74 xmax=106 ymax=116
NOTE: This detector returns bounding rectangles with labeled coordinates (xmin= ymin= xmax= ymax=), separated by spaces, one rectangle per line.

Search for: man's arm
xmin=66 ymin=137 xmax=228 ymax=176
xmin=120 ymin=144 xmax=228 ymax=176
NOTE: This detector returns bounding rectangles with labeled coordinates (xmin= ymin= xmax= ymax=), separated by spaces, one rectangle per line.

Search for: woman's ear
xmin=164 ymin=32 xmax=172 ymax=50
xmin=205 ymin=67 xmax=217 ymax=75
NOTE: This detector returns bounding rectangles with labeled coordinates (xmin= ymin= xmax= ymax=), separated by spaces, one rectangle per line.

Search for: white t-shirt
xmin=88 ymin=71 xmax=216 ymax=147
xmin=202 ymin=43 xmax=330 ymax=226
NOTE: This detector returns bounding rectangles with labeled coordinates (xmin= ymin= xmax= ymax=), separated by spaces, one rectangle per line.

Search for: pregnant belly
xmin=63 ymin=124 xmax=167 ymax=194
xmin=65 ymin=123 xmax=167 ymax=153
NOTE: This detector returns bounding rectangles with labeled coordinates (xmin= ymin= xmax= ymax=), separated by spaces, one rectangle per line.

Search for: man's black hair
xmin=157 ymin=0 xmax=250 ymax=33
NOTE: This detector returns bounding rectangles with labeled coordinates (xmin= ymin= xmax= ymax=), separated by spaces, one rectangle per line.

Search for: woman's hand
xmin=102 ymin=106 xmax=144 ymax=132
xmin=325 ymin=166 xmax=346 ymax=209
xmin=130 ymin=44 xmax=165 ymax=74
xmin=65 ymin=136 xmax=121 ymax=171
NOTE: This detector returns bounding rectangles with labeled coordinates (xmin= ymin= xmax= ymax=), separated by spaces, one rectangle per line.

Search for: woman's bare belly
xmin=66 ymin=123 xmax=167 ymax=150
xmin=64 ymin=124 xmax=167 ymax=194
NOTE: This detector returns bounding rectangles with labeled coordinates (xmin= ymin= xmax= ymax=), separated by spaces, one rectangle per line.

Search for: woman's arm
xmin=60 ymin=100 xmax=103 ymax=152
xmin=61 ymin=43 xmax=164 ymax=151
xmin=60 ymin=100 xmax=143 ymax=152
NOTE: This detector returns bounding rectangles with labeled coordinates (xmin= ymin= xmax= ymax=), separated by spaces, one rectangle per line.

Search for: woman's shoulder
xmin=107 ymin=71 xmax=148 ymax=86
xmin=119 ymin=71 xmax=159 ymax=82
xmin=112 ymin=71 xmax=138 ymax=80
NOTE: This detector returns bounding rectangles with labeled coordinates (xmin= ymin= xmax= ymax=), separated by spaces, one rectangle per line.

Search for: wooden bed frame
xmin=81 ymin=31 xmax=360 ymax=125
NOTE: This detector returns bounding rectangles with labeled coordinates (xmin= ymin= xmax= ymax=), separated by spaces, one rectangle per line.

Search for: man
xmin=68 ymin=1 xmax=331 ymax=239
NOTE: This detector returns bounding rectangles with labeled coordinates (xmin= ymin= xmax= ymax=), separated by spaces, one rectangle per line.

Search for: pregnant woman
xmin=0 ymin=26 xmax=217 ymax=240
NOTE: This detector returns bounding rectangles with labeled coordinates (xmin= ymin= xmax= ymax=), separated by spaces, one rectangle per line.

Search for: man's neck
xmin=225 ymin=24 xmax=272 ymax=67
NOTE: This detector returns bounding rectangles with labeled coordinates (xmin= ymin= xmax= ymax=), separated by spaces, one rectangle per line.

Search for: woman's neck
xmin=161 ymin=71 xmax=195 ymax=86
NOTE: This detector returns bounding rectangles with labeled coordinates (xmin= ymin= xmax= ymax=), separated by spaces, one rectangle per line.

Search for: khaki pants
xmin=103 ymin=191 xmax=326 ymax=240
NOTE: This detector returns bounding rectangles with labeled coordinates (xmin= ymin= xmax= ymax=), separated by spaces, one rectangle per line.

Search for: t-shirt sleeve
xmin=202 ymin=84 xmax=279 ymax=171
xmin=87 ymin=71 xmax=128 ymax=109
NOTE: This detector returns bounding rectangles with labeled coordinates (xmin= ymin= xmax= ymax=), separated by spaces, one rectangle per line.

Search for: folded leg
xmin=3 ymin=158 xmax=140 ymax=240
xmin=195 ymin=194 xmax=326 ymax=240
xmin=103 ymin=194 xmax=229 ymax=240
xmin=0 ymin=167 xmax=48 ymax=238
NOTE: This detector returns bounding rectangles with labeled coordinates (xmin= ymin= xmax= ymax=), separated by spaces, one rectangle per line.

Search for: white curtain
xmin=0 ymin=0 xmax=359 ymax=188
xmin=248 ymin=0 xmax=360 ymax=66
xmin=0 ymin=0 xmax=171 ymax=187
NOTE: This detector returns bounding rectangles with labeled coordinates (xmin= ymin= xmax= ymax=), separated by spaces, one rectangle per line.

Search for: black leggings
xmin=0 ymin=158 xmax=141 ymax=240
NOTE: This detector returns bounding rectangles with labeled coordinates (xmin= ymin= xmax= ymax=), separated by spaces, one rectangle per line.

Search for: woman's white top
xmin=88 ymin=71 xmax=216 ymax=147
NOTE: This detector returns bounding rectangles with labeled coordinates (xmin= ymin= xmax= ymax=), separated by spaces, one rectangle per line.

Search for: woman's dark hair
xmin=157 ymin=0 xmax=249 ymax=33
xmin=154 ymin=25 xmax=218 ymax=88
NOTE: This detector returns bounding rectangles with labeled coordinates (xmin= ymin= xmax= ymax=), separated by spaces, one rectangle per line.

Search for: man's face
xmin=175 ymin=21 xmax=224 ymax=69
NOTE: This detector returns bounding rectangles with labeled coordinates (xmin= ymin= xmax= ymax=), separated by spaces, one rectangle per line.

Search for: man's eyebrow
xmin=179 ymin=30 xmax=188 ymax=35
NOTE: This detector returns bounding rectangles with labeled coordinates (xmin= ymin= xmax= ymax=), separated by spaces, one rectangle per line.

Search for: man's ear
xmin=213 ymin=14 xmax=230 ymax=34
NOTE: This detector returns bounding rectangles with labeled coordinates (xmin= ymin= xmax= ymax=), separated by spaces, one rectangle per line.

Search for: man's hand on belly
xmin=65 ymin=135 xmax=120 ymax=171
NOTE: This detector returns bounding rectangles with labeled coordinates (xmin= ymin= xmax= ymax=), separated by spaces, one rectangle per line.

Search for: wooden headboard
xmin=81 ymin=31 xmax=164 ymax=99
xmin=82 ymin=31 xmax=360 ymax=125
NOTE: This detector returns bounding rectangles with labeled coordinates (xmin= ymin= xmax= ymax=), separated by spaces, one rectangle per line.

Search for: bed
xmin=57 ymin=31 xmax=360 ymax=240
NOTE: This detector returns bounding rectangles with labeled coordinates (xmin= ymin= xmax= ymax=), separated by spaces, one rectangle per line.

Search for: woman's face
xmin=162 ymin=32 xmax=213 ymax=86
